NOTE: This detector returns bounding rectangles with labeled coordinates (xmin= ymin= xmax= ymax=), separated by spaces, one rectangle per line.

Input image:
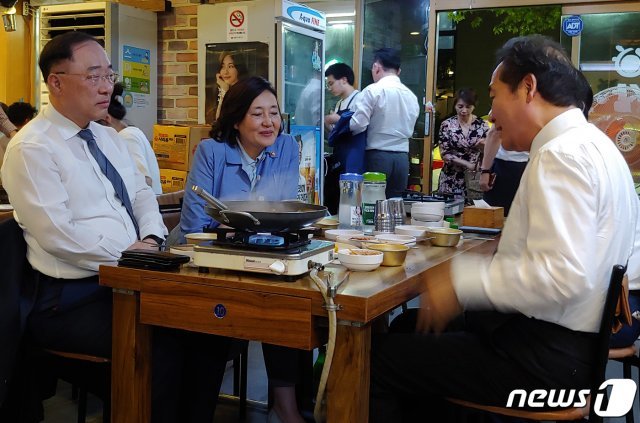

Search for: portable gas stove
xmin=402 ymin=191 xmax=465 ymax=216
xmin=193 ymin=227 xmax=335 ymax=279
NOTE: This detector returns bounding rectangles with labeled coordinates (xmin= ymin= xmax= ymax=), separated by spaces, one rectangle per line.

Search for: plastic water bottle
xmin=361 ymin=172 xmax=386 ymax=234
xmin=338 ymin=173 xmax=363 ymax=230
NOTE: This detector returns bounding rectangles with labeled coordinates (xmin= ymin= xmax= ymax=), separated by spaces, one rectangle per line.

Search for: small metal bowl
xmin=362 ymin=243 xmax=410 ymax=266
xmin=426 ymin=228 xmax=462 ymax=247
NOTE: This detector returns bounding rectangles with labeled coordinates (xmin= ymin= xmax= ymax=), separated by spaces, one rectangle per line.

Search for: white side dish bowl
xmin=314 ymin=217 xmax=340 ymax=229
xmin=336 ymin=235 xmax=378 ymax=248
xmin=394 ymin=225 xmax=430 ymax=241
xmin=375 ymin=233 xmax=417 ymax=247
xmin=337 ymin=248 xmax=383 ymax=271
xmin=324 ymin=229 xmax=364 ymax=241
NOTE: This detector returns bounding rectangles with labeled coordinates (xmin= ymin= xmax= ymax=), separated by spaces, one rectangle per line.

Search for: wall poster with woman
xmin=204 ymin=42 xmax=269 ymax=124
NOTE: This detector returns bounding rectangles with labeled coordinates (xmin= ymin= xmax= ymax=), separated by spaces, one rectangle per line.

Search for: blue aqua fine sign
xmin=562 ymin=15 xmax=583 ymax=37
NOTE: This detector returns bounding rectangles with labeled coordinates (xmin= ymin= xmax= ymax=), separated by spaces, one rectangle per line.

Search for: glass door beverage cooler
xmin=198 ymin=0 xmax=326 ymax=204
xmin=278 ymin=19 xmax=325 ymax=204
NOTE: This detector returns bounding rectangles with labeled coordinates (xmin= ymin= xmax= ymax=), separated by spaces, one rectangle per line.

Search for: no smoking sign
xmin=229 ymin=10 xmax=244 ymax=28
xmin=226 ymin=5 xmax=248 ymax=41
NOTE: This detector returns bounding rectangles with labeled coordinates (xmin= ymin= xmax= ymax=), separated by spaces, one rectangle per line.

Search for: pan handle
xmin=219 ymin=209 xmax=261 ymax=226
xmin=192 ymin=185 xmax=228 ymax=211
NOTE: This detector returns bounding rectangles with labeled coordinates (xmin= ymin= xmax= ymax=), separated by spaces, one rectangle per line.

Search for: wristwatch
xmin=480 ymin=168 xmax=492 ymax=174
xmin=143 ymin=235 xmax=165 ymax=246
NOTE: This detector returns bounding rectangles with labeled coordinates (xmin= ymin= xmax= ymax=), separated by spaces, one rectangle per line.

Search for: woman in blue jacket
xmin=178 ymin=76 xmax=305 ymax=423
xmin=179 ymin=78 xmax=299 ymax=239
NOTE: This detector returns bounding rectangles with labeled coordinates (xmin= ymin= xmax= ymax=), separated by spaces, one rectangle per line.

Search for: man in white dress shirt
xmin=370 ymin=35 xmax=639 ymax=421
xmin=2 ymin=31 xmax=167 ymax=337
xmin=0 ymin=32 xmax=222 ymax=422
xmin=348 ymin=48 xmax=419 ymax=198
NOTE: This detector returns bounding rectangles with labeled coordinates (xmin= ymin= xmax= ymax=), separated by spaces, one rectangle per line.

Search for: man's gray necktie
xmin=78 ymin=128 xmax=140 ymax=238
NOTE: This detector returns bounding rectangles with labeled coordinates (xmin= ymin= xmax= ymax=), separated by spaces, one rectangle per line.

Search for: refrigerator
xmin=197 ymin=0 xmax=326 ymax=205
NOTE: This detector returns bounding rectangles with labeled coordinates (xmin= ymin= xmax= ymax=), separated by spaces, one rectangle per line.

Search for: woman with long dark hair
xmin=206 ymin=51 xmax=248 ymax=123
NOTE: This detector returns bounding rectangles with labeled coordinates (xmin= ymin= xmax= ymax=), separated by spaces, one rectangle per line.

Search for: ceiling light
xmin=410 ymin=31 xmax=419 ymax=35
xmin=329 ymin=20 xmax=353 ymax=25
xmin=325 ymin=59 xmax=339 ymax=70
xmin=325 ymin=11 xmax=356 ymax=18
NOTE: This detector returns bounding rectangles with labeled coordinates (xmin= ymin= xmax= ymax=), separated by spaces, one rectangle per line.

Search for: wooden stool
xmin=228 ymin=340 xmax=249 ymax=420
xmin=447 ymin=397 xmax=588 ymax=421
xmin=609 ymin=344 xmax=639 ymax=423
xmin=45 ymin=349 xmax=111 ymax=423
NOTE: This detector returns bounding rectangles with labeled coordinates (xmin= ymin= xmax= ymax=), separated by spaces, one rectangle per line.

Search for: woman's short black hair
xmin=495 ymin=34 xmax=586 ymax=110
xmin=39 ymin=31 xmax=98 ymax=80
xmin=454 ymin=88 xmax=478 ymax=107
xmin=210 ymin=76 xmax=283 ymax=143
xmin=108 ymin=82 xmax=127 ymax=120
xmin=7 ymin=102 xmax=37 ymax=127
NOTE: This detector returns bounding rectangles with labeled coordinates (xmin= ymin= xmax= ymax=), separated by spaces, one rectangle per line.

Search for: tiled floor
xmin=43 ymin=341 xmax=273 ymax=423
xmin=40 ymin=316 xmax=640 ymax=423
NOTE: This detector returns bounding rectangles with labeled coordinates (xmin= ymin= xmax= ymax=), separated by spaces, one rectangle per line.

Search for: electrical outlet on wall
xmin=22 ymin=2 xmax=29 ymax=16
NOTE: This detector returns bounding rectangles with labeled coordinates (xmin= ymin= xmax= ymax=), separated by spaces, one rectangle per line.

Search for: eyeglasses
xmin=53 ymin=72 xmax=119 ymax=86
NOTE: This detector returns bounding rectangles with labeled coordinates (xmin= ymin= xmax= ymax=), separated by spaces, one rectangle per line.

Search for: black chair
xmin=448 ymin=264 xmax=627 ymax=423
xmin=227 ymin=340 xmax=249 ymax=420
xmin=609 ymin=342 xmax=640 ymax=423
xmin=43 ymin=349 xmax=111 ymax=423
xmin=156 ymin=189 xmax=184 ymax=232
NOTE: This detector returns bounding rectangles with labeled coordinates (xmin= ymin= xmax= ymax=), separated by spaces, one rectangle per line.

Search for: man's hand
xmin=480 ymin=172 xmax=493 ymax=191
xmin=126 ymin=240 xmax=159 ymax=251
xmin=324 ymin=112 xmax=340 ymax=127
xmin=416 ymin=262 xmax=462 ymax=334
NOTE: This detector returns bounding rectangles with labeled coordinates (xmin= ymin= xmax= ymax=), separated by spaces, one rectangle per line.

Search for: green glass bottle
xmin=313 ymin=345 xmax=326 ymax=395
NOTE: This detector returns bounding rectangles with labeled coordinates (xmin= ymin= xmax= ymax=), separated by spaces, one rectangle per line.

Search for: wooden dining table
xmin=99 ymin=236 xmax=498 ymax=422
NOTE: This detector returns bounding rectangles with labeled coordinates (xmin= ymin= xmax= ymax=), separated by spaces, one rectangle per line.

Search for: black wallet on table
xmin=118 ymin=249 xmax=190 ymax=271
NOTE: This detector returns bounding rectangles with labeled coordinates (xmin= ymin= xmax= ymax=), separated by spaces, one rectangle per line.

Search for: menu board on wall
xmin=122 ymin=45 xmax=151 ymax=110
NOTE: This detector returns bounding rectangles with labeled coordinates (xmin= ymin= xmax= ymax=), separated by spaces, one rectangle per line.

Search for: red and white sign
xmin=226 ymin=6 xmax=248 ymax=41
xmin=229 ymin=10 xmax=244 ymax=28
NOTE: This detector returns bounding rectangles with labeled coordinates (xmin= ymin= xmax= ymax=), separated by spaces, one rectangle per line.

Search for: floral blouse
xmin=437 ymin=115 xmax=489 ymax=195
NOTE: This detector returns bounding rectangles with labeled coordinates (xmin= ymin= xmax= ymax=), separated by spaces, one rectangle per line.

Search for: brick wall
xmin=157 ymin=0 xmax=199 ymax=125
xmin=157 ymin=0 xmax=236 ymax=125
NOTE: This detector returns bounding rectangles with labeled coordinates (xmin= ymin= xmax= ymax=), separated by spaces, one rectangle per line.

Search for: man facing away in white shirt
xmin=369 ymin=35 xmax=639 ymax=421
xmin=345 ymin=48 xmax=419 ymax=198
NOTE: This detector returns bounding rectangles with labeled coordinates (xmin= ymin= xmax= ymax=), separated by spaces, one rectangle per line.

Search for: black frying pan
xmin=193 ymin=186 xmax=327 ymax=232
